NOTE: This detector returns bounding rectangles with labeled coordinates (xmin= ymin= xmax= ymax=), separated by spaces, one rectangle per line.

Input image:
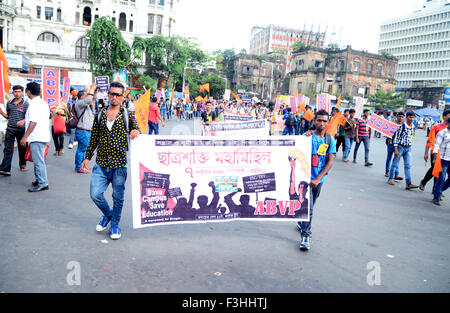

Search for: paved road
xmin=0 ymin=118 xmax=449 ymax=293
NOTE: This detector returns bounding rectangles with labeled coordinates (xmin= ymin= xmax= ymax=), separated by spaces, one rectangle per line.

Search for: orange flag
xmin=336 ymin=95 xmax=342 ymax=109
xmin=432 ymin=151 xmax=443 ymax=179
xmin=231 ymin=92 xmax=241 ymax=102
xmin=0 ymin=44 xmax=10 ymax=97
xmin=303 ymin=109 xmax=315 ymax=122
xmin=199 ymin=83 xmax=210 ymax=93
xmin=339 ymin=114 xmax=347 ymax=126
xmin=133 ymin=88 xmax=151 ymax=135
xmin=325 ymin=111 xmax=342 ymax=136
xmin=170 ymin=88 xmax=175 ymax=102
xmin=203 ymin=95 xmax=208 ymax=103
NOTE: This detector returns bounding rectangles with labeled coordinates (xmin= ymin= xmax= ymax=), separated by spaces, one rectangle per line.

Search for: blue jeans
xmin=75 ymin=129 xmax=91 ymax=171
xmin=344 ymin=137 xmax=354 ymax=159
xmin=69 ymin=128 xmax=76 ymax=145
xmin=148 ymin=121 xmax=159 ymax=135
xmin=90 ymin=164 xmax=127 ymax=227
xmin=385 ymin=143 xmax=399 ymax=176
xmin=298 ymin=182 xmax=323 ymax=238
xmin=295 ymin=121 xmax=301 ymax=135
xmin=434 ymin=159 xmax=450 ymax=200
xmin=30 ymin=142 xmax=48 ymax=187
xmin=353 ymin=136 xmax=370 ymax=163
xmin=282 ymin=125 xmax=294 ymax=136
xmin=389 ymin=146 xmax=412 ymax=185
xmin=160 ymin=110 xmax=166 ymax=121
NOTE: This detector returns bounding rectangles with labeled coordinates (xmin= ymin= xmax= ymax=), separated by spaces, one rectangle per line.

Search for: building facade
xmin=378 ymin=0 xmax=450 ymax=90
xmin=249 ymin=24 xmax=326 ymax=56
xmin=232 ymin=54 xmax=285 ymax=100
xmin=289 ymin=46 xmax=398 ymax=98
xmin=0 ymin=0 xmax=179 ymax=81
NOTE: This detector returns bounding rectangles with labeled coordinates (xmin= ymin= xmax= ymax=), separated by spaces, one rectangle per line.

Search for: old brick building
xmin=232 ymin=54 xmax=286 ymax=100
xmin=289 ymin=46 xmax=398 ymax=99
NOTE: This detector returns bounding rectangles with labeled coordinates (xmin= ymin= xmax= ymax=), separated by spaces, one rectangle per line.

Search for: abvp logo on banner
xmin=42 ymin=68 xmax=60 ymax=109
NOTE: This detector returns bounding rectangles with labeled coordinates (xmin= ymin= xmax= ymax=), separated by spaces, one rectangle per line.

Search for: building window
xmin=156 ymin=15 xmax=163 ymax=34
xmin=149 ymin=0 xmax=155 ymax=4
xmin=297 ymin=82 xmax=302 ymax=93
xmin=75 ymin=12 xmax=80 ymax=24
xmin=36 ymin=6 xmax=41 ymax=19
xmin=159 ymin=0 xmax=165 ymax=5
xmin=57 ymin=8 xmax=62 ymax=21
xmin=353 ymin=58 xmax=360 ymax=72
xmin=129 ymin=20 xmax=134 ymax=32
xmin=119 ymin=13 xmax=127 ymax=30
xmin=112 ymin=17 xmax=116 ymax=25
xmin=83 ymin=7 xmax=92 ymax=26
xmin=38 ymin=32 xmax=59 ymax=43
xmin=377 ymin=64 xmax=383 ymax=76
xmin=367 ymin=62 xmax=373 ymax=74
xmin=148 ymin=14 xmax=154 ymax=33
xmin=75 ymin=37 xmax=89 ymax=59
xmin=45 ymin=7 xmax=53 ymax=20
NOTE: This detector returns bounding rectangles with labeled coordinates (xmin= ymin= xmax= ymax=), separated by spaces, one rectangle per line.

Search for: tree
xmin=368 ymin=90 xmax=406 ymax=110
xmin=293 ymin=41 xmax=310 ymax=52
xmin=215 ymin=49 xmax=236 ymax=87
xmin=87 ymin=17 xmax=142 ymax=78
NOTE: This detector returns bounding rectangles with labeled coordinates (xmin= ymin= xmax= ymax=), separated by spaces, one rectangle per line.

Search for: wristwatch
xmin=87 ymin=93 xmax=94 ymax=96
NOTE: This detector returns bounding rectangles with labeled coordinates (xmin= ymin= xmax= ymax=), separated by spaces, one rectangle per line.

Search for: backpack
xmin=67 ymin=102 xmax=87 ymax=129
xmin=286 ymin=113 xmax=297 ymax=127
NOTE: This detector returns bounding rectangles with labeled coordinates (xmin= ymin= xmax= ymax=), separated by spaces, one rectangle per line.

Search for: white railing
xmin=0 ymin=3 xmax=15 ymax=16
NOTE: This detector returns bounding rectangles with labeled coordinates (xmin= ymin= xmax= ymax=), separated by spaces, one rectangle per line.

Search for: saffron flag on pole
xmin=432 ymin=151 xmax=443 ymax=179
xmin=297 ymin=94 xmax=306 ymax=113
xmin=170 ymin=88 xmax=175 ymax=102
xmin=0 ymin=44 xmax=10 ymax=97
xmin=199 ymin=83 xmax=210 ymax=93
xmin=185 ymin=86 xmax=190 ymax=103
xmin=303 ymin=109 xmax=315 ymax=122
xmin=0 ymin=61 xmax=5 ymax=106
xmin=336 ymin=95 xmax=342 ymax=109
xmin=231 ymin=92 xmax=241 ymax=102
xmin=42 ymin=68 xmax=60 ymax=110
xmin=134 ymin=88 xmax=151 ymax=135
xmin=325 ymin=111 xmax=342 ymax=136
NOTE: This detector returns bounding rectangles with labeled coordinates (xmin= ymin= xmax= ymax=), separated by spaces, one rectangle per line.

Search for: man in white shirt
xmin=432 ymin=117 xmax=450 ymax=205
xmin=18 ymin=82 xmax=51 ymax=192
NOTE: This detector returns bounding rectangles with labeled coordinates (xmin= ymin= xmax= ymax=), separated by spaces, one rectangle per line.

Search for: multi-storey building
xmin=378 ymin=0 xmax=450 ymax=90
xmin=0 ymin=0 xmax=179 ymax=82
xmin=249 ymin=24 xmax=326 ymax=56
xmin=289 ymin=46 xmax=398 ymax=98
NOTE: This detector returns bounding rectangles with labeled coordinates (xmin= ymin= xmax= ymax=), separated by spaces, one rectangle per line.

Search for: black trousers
xmin=336 ymin=135 xmax=346 ymax=153
xmin=421 ymin=160 xmax=437 ymax=192
xmin=52 ymin=126 xmax=64 ymax=151
xmin=0 ymin=127 xmax=27 ymax=171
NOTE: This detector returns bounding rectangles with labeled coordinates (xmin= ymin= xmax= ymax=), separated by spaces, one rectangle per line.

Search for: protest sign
xmin=224 ymin=89 xmax=231 ymax=101
xmin=367 ymin=114 xmax=399 ymax=138
xmin=61 ymin=77 xmax=70 ymax=104
xmin=316 ymin=93 xmax=330 ymax=113
xmin=113 ymin=69 xmax=127 ymax=87
xmin=354 ymin=96 xmax=366 ymax=119
xmin=223 ymin=112 xmax=253 ymax=122
xmin=202 ymin=120 xmax=268 ymax=137
xmin=130 ymin=136 xmax=312 ymax=228
xmin=68 ymin=71 xmax=92 ymax=86
xmin=95 ymin=76 xmax=110 ymax=100
xmin=167 ymin=187 xmax=183 ymax=199
xmin=42 ymin=68 xmax=60 ymax=110
xmin=134 ymin=88 xmax=151 ymax=134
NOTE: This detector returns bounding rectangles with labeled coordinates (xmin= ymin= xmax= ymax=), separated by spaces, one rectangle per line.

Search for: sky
xmin=173 ymin=0 xmax=426 ymax=54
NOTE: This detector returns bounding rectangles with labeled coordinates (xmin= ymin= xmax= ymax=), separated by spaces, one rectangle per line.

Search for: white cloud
xmin=173 ymin=0 xmax=424 ymax=53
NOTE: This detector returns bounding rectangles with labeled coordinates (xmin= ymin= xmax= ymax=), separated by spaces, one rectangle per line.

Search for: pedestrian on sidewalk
xmin=297 ymin=110 xmax=336 ymax=251
xmin=67 ymin=90 xmax=78 ymax=149
xmin=387 ymin=111 xmax=419 ymax=190
xmin=0 ymin=85 xmax=29 ymax=176
xmin=431 ymin=117 xmax=450 ymax=206
xmin=335 ymin=109 xmax=349 ymax=158
xmin=19 ymin=82 xmax=51 ymax=192
xmin=353 ymin=109 xmax=373 ymax=166
xmin=419 ymin=110 xmax=450 ymax=192
xmin=81 ymin=82 xmax=141 ymax=240
xmin=385 ymin=112 xmax=404 ymax=180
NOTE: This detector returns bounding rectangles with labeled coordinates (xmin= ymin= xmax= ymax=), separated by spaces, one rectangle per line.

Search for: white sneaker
xmin=68 ymin=144 xmax=73 ymax=149
xmin=73 ymin=141 xmax=78 ymax=146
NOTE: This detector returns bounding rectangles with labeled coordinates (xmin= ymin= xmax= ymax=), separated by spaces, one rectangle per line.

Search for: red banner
xmin=367 ymin=114 xmax=399 ymax=138
xmin=42 ymin=68 xmax=60 ymax=110
xmin=61 ymin=77 xmax=70 ymax=104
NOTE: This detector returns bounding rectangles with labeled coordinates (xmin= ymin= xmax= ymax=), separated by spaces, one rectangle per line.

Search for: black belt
xmin=76 ymin=128 xmax=91 ymax=132
xmin=398 ymin=144 xmax=411 ymax=148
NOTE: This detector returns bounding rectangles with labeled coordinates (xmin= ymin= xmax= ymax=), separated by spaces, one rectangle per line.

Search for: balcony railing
xmin=0 ymin=3 xmax=16 ymax=16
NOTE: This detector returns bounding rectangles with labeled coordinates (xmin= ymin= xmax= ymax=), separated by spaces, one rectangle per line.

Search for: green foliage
xmin=380 ymin=50 xmax=397 ymax=60
xmin=293 ymin=41 xmax=310 ymax=52
xmin=215 ymin=49 xmax=236 ymax=86
xmin=239 ymin=48 xmax=248 ymax=55
xmin=303 ymin=88 xmax=318 ymax=101
xmin=325 ymin=43 xmax=340 ymax=53
xmin=137 ymin=75 xmax=158 ymax=90
xmin=87 ymin=17 xmax=137 ymax=78
xmin=368 ymin=89 xmax=405 ymax=110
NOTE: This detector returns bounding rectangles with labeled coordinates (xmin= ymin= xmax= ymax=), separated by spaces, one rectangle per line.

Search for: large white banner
xmin=202 ymin=120 xmax=269 ymax=136
xmin=130 ymin=136 xmax=312 ymax=228
xmin=68 ymin=71 xmax=93 ymax=86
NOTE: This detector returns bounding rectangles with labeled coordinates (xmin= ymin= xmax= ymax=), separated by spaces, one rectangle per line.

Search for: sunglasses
xmin=108 ymin=92 xmax=123 ymax=97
